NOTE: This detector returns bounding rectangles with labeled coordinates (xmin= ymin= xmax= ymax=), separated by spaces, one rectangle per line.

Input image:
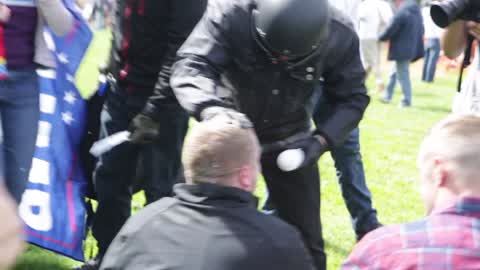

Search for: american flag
xmin=18 ymin=0 xmax=93 ymax=261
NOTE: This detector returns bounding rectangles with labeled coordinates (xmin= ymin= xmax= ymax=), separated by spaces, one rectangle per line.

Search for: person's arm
xmin=37 ymin=0 xmax=74 ymax=36
xmin=129 ymin=0 xmax=238 ymax=143
xmin=168 ymin=0 xmax=236 ymax=120
xmin=140 ymin=0 xmax=209 ymax=122
xmin=442 ymin=21 xmax=469 ymax=59
xmin=379 ymin=9 xmax=405 ymax=41
xmin=318 ymin=28 xmax=370 ymax=147
xmin=129 ymin=0 xmax=244 ymax=143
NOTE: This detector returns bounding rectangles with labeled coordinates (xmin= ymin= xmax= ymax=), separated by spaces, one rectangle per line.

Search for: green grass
xmin=13 ymin=32 xmax=458 ymax=269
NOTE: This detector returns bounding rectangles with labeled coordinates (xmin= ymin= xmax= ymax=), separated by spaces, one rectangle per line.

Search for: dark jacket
xmin=144 ymin=0 xmax=369 ymax=147
xmin=379 ymin=0 xmax=424 ymax=62
xmin=99 ymin=183 xmax=315 ymax=270
xmin=108 ymin=0 xmax=207 ymax=91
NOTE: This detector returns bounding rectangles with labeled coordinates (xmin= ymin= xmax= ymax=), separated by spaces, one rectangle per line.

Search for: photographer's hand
xmin=466 ymin=21 xmax=480 ymax=40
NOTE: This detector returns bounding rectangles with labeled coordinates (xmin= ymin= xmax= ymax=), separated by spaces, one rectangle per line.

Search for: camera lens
xmin=430 ymin=5 xmax=450 ymax=28
xmin=430 ymin=0 xmax=469 ymax=28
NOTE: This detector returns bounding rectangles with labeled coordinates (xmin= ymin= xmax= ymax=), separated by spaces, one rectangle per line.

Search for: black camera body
xmin=431 ymin=0 xmax=480 ymax=28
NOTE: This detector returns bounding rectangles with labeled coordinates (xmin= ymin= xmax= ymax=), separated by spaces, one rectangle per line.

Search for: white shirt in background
xmin=357 ymin=0 xmax=393 ymax=39
xmin=422 ymin=6 xmax=443 ymax=39
xmin=329 ymin=0 xmax=360 ymax=29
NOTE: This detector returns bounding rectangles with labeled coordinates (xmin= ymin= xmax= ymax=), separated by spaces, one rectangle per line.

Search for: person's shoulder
xmin=204 ymin=0 xmax=253 ymax=29
xmin=401 ymin=1 xmax=421 ymax=13
xmin=208 ymin=0 xmax=254 ymax=15
xmin=329 ymin=4 xmax=356 ymax=33
xmin=118 ymin=197 xmax=178 ymax=236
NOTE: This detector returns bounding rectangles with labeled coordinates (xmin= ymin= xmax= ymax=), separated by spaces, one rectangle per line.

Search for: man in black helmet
xmin=129 ymin=0 xmax=369 ymax=269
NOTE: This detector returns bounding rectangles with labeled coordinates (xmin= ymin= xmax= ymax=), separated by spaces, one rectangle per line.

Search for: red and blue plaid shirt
xmin=343 ymin=197 xmax=480 ymax=270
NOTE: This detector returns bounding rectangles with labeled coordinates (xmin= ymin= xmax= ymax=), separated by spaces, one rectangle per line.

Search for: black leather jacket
xmin=146 ymin=0 xmax=369 ymax=147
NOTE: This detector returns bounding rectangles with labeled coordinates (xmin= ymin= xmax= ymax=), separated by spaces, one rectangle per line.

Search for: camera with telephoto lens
xmin=430 ymin=0 xmax=480 ymax=28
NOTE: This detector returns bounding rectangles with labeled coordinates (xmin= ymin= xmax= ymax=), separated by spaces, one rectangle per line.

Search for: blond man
xmin=100 ymin=117 xmax=314 ymax=270
xmin=343 ymin=114 xmax=480 ymax=269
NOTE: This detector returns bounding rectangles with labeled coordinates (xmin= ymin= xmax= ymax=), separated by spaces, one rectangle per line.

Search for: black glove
xmin=280 ymin=134 xmax=328 ymax=169
xmin=200 ymin=106 xmax=253 ymax=129
xmin=128 ymin=114 xmax=160 ymax=144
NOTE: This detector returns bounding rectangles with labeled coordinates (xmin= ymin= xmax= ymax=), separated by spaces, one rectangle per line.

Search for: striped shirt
xmin=343 ymin=197 xmax=480 ymax=270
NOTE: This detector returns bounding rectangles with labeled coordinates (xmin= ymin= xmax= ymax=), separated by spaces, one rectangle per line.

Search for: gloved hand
xmin=200 ymin=106 xmax=253 ymax=129
xmin=277 ymin=134 xmax=328 ymax=171
xmin=128 ymin=114 xmax=160 ymax=144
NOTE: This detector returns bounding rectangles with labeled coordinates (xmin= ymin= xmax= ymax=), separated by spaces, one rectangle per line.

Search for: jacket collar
xmin=174 ymin=183 xmax=259 ymax=208
xmin=437 ymin=197 xmax=480 ymax=219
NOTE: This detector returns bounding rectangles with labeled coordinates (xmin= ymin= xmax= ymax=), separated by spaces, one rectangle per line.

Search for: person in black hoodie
xmin=74 ymin=1 xmax=208 ymax=269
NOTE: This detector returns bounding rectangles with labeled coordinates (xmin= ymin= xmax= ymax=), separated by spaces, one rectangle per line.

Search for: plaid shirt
xmin=343 ymin=197 xmax=480 ymax=270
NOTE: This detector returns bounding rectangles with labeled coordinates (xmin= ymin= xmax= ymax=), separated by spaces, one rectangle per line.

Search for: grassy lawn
xmin=13 ymin=32 xmax=457 ymax=269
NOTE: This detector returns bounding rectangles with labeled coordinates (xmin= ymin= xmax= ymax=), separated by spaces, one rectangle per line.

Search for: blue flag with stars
xmin=18 ymin=0 xmax=93 ymax=261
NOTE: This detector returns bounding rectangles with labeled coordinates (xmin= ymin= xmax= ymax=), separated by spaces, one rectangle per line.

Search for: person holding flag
xmin=1 ymin=0 xmax=74 ymax=203
xmin=9 ymin=0 xmax=94 ymax=262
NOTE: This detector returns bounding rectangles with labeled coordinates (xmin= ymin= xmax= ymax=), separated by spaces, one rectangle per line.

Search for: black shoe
xmin=356 ymin=222 xmax=383 ymax=242
xmin=72 ymin=257 xmax=101 ymax=270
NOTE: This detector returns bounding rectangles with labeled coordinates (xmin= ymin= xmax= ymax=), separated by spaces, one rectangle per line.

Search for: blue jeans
xmin=422 ymin=38 xmax=440 ymax=83
xmin=0 ymin=69 xmax=39 ymax=203
xmin=328 ymin=128 xmax=379 ymax=235
xmin=384 ymin=60 xmax=412 ymax=106
xmin=92 ymin=81 xmax=189 ymax=256
xmin=313 ymin=90 xmax=379 ymax=237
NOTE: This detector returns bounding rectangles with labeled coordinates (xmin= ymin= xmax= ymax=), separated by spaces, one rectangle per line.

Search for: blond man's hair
xmin=419 ymin=114 xmax=480 ymax=182
xmin=182 ymin=117 xmax=260 ymax=185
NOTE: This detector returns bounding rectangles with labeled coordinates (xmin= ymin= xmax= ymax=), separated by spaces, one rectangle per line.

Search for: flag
xmin=18 ymin=0 xmax=93 ymax=261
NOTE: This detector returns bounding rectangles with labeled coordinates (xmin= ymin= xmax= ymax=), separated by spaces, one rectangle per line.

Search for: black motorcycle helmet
xmin=253 ymin=0 xmax=330 ymax=61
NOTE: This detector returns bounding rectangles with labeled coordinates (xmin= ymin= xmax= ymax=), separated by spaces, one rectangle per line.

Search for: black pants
xmin=92 ymin=82 xmax=189 ymax=256
xmin=261 ymin=154 xmax=325 ymax=270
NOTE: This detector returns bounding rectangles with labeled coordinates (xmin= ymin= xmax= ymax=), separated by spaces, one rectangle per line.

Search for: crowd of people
xmin=1 ymin=0 xmax=480 ymax=269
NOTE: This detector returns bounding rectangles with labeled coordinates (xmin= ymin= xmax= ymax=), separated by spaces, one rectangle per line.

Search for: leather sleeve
xmin=142 ymin=0 xmax=209 ymax=121
xmin=316 ymin=24 xmax=370 ymax=147
xmin=167 ymin=0 xmax=236 ymax=121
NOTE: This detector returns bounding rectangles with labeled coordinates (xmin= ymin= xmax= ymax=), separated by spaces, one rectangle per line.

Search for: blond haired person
xmin=100 ymin=118 xmax=314 ymax=270
xmin=344 ymin=115 xmax=480 ymax=269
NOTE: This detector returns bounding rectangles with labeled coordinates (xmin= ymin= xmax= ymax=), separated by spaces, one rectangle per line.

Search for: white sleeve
xmin=37 ymin=0 xmax=75 ymax=36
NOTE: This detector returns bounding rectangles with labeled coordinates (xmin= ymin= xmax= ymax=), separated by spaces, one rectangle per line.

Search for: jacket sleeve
xmin=379 ymin=9 xmax=405 ymax=41
xmin=167 ymin=1 xmax=234 ymax=121
xmin=37 ymin=0 xmax=74 ymax=36
xmin=142 ymin=0 xmax=209 ymax=121
xmin=316 ymin=29 xmax=370 ymax=147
